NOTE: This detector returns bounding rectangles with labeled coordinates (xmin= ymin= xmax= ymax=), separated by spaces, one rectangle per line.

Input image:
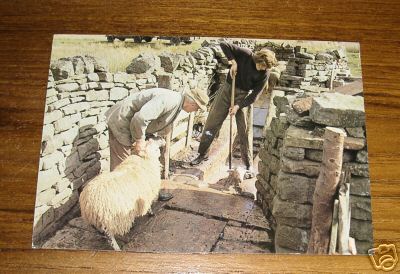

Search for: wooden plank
xmin=186 ymin=112 xmax=195 ymax=147
xmin=338 ymin=171 xmax=352 ymax=254
xmin=162 ymin=131 xmax=171 ymax=180
xmin=329 ymin=199 xmax=339 ymax=255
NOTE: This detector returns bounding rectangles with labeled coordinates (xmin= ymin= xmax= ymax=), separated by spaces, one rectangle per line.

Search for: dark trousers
xmin=198 ymin=82 xmax=253 ymax=168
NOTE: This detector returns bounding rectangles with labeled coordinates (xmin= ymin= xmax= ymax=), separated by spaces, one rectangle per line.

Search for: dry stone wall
xmin=34 ymin=44 xmax=226 ymax=243
xmin=256 ymin=89 xmax=373 ymax=254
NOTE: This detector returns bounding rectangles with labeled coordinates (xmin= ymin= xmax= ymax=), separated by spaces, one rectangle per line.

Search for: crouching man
xmin=106 ymin=87 xmax=209 ymax=200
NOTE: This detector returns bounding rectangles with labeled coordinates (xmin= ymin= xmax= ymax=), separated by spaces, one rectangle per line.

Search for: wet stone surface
xmin=166 ymin=188 xmax=255 ymax=223
xmin=123 ymin=209 xmax=225 ymax=253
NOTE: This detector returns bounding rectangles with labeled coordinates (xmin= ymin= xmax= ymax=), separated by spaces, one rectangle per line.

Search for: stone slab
xmin=284 ymin=125 xmax=365 ymax=150
xmin=272 ymin=196 xmax=312 ymax=228
xmin=246 ymin=205 xmax=271 ymax=230
xmin=275 ymin=224 xmax=309 ymax=252
xmin=277 ymin=171 xmax=316 ymax=204
xmin=123 ymin=209 xmax=225 ymax=253
xmin=281 ymin=156 xmax=321 ymax=177
xmin=166 ymin=188 xmax=254 ymax=223
xmin=350 ymin=195 xmax=372 ymax=220
xmin=350 ymin=218 xmax=373 ymax=242
xmin=222 ymin=226 xmax=271 ymax=243
xmin=42 ymin=217 xmax=112 ymax=250
xmin=350 ymin=177 xmax=371 ymax=196
xmin=310 ymin=92 xmax=366 ymax=127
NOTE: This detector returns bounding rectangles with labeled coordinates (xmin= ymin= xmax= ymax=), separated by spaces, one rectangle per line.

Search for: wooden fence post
xmin=163 ymin=130 xmax=172 ymax=180
xmin=307 ymin=127 xmax=346 ymax=254
xmin=186 ymin=112 xmax=195 ymax=148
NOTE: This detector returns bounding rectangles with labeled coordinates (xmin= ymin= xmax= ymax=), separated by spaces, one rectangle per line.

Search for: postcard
xmin=32 ymin=34 xmax=372 ymax=254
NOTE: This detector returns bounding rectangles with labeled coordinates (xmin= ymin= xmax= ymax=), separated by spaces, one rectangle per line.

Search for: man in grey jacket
xmin=106 ymin=88 xmax=208 ymax=172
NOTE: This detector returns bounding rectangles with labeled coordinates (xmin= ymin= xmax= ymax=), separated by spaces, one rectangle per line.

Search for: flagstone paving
xmin=42 ymin=180 xmax=272 ymax=253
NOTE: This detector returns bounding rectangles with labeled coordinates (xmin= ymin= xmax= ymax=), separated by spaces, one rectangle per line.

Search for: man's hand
xmin=132 ymin=138 xmax=147 ymax=156
xmin=229 ymin=105 xmax=239 ymax=116
xmin=229 ymin=59 xmax=237 ymax=78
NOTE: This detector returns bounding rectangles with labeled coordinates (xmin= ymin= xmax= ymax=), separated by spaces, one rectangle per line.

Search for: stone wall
xmin=256 ymin=89 xmax=373 ymax=254
xmin=33 ymin=44 xmax=226 ymax=244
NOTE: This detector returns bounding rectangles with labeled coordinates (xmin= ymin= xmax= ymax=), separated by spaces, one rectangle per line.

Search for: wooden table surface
xmin=0 ymin=0 xmax=399 ymax=272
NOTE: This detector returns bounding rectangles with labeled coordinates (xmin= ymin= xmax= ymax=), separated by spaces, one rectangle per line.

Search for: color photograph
xmin=32 ymin=34 xmax=372 ymax=254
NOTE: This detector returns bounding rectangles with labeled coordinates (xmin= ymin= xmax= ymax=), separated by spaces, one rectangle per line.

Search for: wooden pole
xmin=338 ymin=169 xmax=352 ymax=254
xmin=247 ymin=104 xmax=254 ymax=164
xmin=329 ymin=61 xmax=337 ymax=91
xmin=162 ymin=130 xmax=172 ymax=180
xmin=185 ymin=112 xmax=195 ymax=148
xmin=307 ymin=127 xmax=346 ymax=254
xmin=229 ymin=76 xmax=236 ymax=170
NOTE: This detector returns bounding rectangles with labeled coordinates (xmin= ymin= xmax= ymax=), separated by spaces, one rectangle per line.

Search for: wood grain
xmin=0 ymin=0 xmax=399 ymax=272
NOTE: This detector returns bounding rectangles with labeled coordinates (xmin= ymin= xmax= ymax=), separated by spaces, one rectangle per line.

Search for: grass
xmin=51 ymin=35 xmax=203 ymax=73
xmin=50 ymin=35 xmax=362 ymax=77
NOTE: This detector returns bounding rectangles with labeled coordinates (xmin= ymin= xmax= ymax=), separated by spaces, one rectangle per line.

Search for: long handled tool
xmin=229 ymin=75 xmax=236 ymax=170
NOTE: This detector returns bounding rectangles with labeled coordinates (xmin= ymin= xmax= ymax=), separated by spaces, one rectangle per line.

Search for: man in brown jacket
xmin=191 ymin=42 xmax=277 ymax=178
xmin=106 ymin=87 xmax=208 ymax=171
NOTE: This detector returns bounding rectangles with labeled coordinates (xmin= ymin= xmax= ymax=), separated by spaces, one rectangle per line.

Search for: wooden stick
xmin=329 ymin=199 xmax=339 ymax=254
xmin=307 ymin=127 xmax=346 ymax=254
xmin=186 ymin=112 xmax=195 ymax=148
xmin=229 ymin=76 xmax=236 ymax=170
xmin=162 ymin=130 xmax=172 ymax=180
xmin=338 ymin=170 xmax=351 ymax=254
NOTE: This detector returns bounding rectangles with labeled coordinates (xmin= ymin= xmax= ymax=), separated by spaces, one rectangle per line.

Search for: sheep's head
xmin=143 ymin=137 xmax=165 ymax=160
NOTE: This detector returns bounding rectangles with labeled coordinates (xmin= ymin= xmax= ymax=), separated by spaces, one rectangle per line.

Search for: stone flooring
xmin=42 ymin=179 xmax=272 ymax=253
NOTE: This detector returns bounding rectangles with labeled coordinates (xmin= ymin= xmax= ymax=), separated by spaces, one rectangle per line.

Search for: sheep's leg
xmin=109 ymin=235 xmax=121 ymax=251
xmin=148 ymin=207 xmax=155 ymax=217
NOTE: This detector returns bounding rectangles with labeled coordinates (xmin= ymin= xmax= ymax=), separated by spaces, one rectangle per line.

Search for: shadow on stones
xmin=34 ymin=124 xmax=103 ymax=247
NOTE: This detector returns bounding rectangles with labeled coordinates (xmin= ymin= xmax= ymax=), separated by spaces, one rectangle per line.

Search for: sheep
xmin=79 ymin=137 xmax=165 ymax=251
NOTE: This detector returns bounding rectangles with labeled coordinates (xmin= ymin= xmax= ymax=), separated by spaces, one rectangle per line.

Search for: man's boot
xmin=190 ymin=154 xmax=208 ymax=166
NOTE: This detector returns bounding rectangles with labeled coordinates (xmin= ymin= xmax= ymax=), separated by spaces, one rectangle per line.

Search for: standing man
xmin=106 ymin=87 xmax=209 ymax=199
xmin=190 ymin=42 xmax=277 ymax=178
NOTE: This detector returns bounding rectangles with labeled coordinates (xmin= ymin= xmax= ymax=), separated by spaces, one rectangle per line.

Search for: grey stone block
xmin=344 ymin=162 xmax=369 ymax=177
xmin=109 ymin=87 xmax=128 ymax=100
xmin=350 ymin=218 xmax=373 ymax=242
xmin=36 ymin=188 xmax=56 ymax=207
xmin=275 ymin=224 xmax=309 ymax=252
xmin=271 ymin=115 xmax=289 ymax=138
xmin=350 ymin=176 xmax=371 ymax=196
xmin=86 ymin=89 xmax=109 ymax=101
xmin=281 ymin=156 xmax=321 ymax=177
xmin=356 ymin=150 xmax=369 ymax=163
xmin=282 ymin=146 xmax=305 ymax=161
xmin=272 ymin=196 xmax=312 ymax=228
xmin=44 ymin=110 xmax=62 ymax=125
xmin=310 ymin=93 xmax=366 ymax=127
xmin=56 ymin=83 xmax=80 ymax=93
xmin=350 ymin=195 xmax=372 ymax=220
xmin=277 ymin=171 xmax=316 ymax=204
